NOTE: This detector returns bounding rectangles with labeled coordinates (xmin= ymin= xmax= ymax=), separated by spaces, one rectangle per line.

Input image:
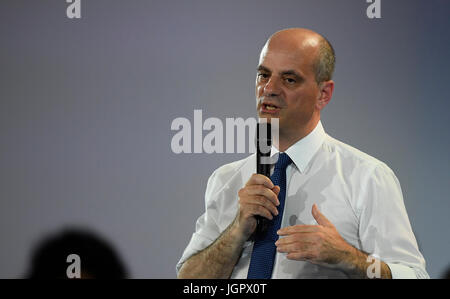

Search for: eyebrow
xmin=257 ymin=65 xmax=304 ymax=79
xmin=257 ymin=65 xmax=271 ymax=73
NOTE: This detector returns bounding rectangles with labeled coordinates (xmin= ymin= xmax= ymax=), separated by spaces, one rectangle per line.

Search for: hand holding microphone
xmin=234 ymin=122 xmax=280 ymax=241
xmin=254 ymin=122 xmax=273 ymax=238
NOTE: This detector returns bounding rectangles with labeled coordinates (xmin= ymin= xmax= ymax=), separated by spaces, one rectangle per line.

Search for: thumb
xmin=312 ymin=204 xmax=333 ymax=227
xmin=272 ymin=185 xmax=281 ymax=196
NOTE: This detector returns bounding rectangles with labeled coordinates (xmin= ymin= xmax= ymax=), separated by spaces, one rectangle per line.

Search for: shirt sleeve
xmin=175 ymin=169 xmax=223 ymax=275
xmin=357 ymin=163 xmax=429 ymax=279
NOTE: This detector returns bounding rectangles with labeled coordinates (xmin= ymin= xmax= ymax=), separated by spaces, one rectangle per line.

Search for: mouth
xmin=260 ymin=102 xmax=281 ymax=114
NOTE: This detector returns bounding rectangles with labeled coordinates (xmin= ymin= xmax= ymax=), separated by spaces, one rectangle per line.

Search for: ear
xmin=316 ymin=80 xmax=334 ymax=110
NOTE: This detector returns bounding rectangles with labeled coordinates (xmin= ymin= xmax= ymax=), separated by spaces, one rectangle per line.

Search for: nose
xmin=263 ymin=77 xmax=281 ymax=97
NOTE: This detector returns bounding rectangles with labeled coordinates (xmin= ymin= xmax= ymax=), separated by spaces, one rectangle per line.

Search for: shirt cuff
xmin=386 ymin=263 xmax=417 ymax=279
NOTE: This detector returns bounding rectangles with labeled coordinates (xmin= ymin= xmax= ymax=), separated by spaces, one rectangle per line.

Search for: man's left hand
xmin=275 ymin=204 xmax=356 ymax=270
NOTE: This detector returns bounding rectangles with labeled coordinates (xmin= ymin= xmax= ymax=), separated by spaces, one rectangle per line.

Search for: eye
xmin=285 ymin=78 xmax=296 ymax=84
xmin=257 ymin=73 xmax=269 ymax=79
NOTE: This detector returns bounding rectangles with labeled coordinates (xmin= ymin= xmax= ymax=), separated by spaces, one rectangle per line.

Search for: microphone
xmin=253 ymin=121 xmax=272 ymax=238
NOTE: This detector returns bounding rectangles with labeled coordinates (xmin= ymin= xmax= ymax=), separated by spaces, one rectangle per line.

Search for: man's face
xmin=256 ymin=41 xmax=321 ymax=136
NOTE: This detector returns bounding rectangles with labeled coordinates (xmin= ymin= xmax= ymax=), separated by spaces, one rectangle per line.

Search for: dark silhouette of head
xmin=443 ymin=265 xmax=450 ymax=279
xmin=26 ymin=228 xmax=128 ymax=279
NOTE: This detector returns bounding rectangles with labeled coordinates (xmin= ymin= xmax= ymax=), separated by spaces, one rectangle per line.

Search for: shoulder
xmin=322 ymin=135 xmax=402 ymax=205
xmin=322 ymin=135 xmax=403 ymax=215
xmin=211 ymin=154 xmax=255 ymax=178
xmin=205 ymin=154 xmax=256 ymax=197
xmin=323 ymin=134 xmax=394 ymax=175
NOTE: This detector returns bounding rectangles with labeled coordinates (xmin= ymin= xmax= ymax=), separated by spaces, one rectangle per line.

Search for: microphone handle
xmin=253 ymin=123 xmax=272 ymax=239
xmin=254 ymin=164 xmax=270 ymax=237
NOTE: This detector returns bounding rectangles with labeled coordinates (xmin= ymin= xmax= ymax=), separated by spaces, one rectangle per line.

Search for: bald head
xmin=261 ymin=28 xmax=335 ymax=83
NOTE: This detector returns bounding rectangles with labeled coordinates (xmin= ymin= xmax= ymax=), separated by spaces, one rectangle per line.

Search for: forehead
xmin=258 ymin=44 xmax=315 ymax=77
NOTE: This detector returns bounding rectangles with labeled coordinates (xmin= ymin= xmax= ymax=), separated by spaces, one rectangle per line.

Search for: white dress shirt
xmin=176 ymin=121 xmax=429 ymax=278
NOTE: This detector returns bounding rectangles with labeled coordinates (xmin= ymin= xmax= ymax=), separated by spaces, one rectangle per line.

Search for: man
xmin=26 ymin=228 xmax=128 ymax=279
xmin=176 ymin=28 xmax=428 ymax=278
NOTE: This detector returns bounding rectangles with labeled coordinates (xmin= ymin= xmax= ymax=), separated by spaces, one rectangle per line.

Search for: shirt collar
xmin=271 ymin=120 xmax=326 ymax=173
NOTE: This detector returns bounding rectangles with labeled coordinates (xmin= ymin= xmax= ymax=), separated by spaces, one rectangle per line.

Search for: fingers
xmin=247 ymin=204 xmax=275 ymax=220
xmin=276 ymin=240 xmax=312 ymax=254
xmin=277 ymin=225 xmax=320 ymax=236
xmin=238 ymin=190 xmax=279 ymax=219
xmin=285 ymin=251 xmax=317 ymax=261
xmin=243 ymin=185 xmax=280 ymax=206
xmin=275 ymin=228 xmax=321 ymax=261
xmin=272 ymin=185 xmax=281 ymax=196
xmin=312 ymin=204 xmax=334 ymax=228
xmin=247 ymin=195 xmax=279 ymax=217
xmin=246 ymin=173 xmax=274 ymax=189
xmin=275 ymin=229 xmax=321 ymax=248
xmin=238 ymin=173 xmax=281 ymax=217
xmin=273 ymin=206 xmax=341 ymax=264
xmin=236 ymin=174 xmax=282 ymax=236
xmin=275 ymin=233 xmax=319 ymax=261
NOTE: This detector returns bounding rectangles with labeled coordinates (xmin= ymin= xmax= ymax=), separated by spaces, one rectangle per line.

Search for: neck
xmin=275 ymin=118 xmax=319 ymax=152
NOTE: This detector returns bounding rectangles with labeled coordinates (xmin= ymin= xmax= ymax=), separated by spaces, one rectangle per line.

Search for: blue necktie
xmin=247 ymin=152 xmax=292 ymax=279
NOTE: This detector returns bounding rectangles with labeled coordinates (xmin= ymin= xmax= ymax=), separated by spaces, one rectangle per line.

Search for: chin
xmin=258 ymin=114 xmax=281 ymax=123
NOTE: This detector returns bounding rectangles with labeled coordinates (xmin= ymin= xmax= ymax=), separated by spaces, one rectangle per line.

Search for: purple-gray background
xmin=1 ymin=0 xmax=449 ymax=278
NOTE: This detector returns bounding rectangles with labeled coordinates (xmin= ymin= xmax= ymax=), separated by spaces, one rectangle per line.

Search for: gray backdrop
xmin=1 ymin=0 xmax=449 ymax=278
